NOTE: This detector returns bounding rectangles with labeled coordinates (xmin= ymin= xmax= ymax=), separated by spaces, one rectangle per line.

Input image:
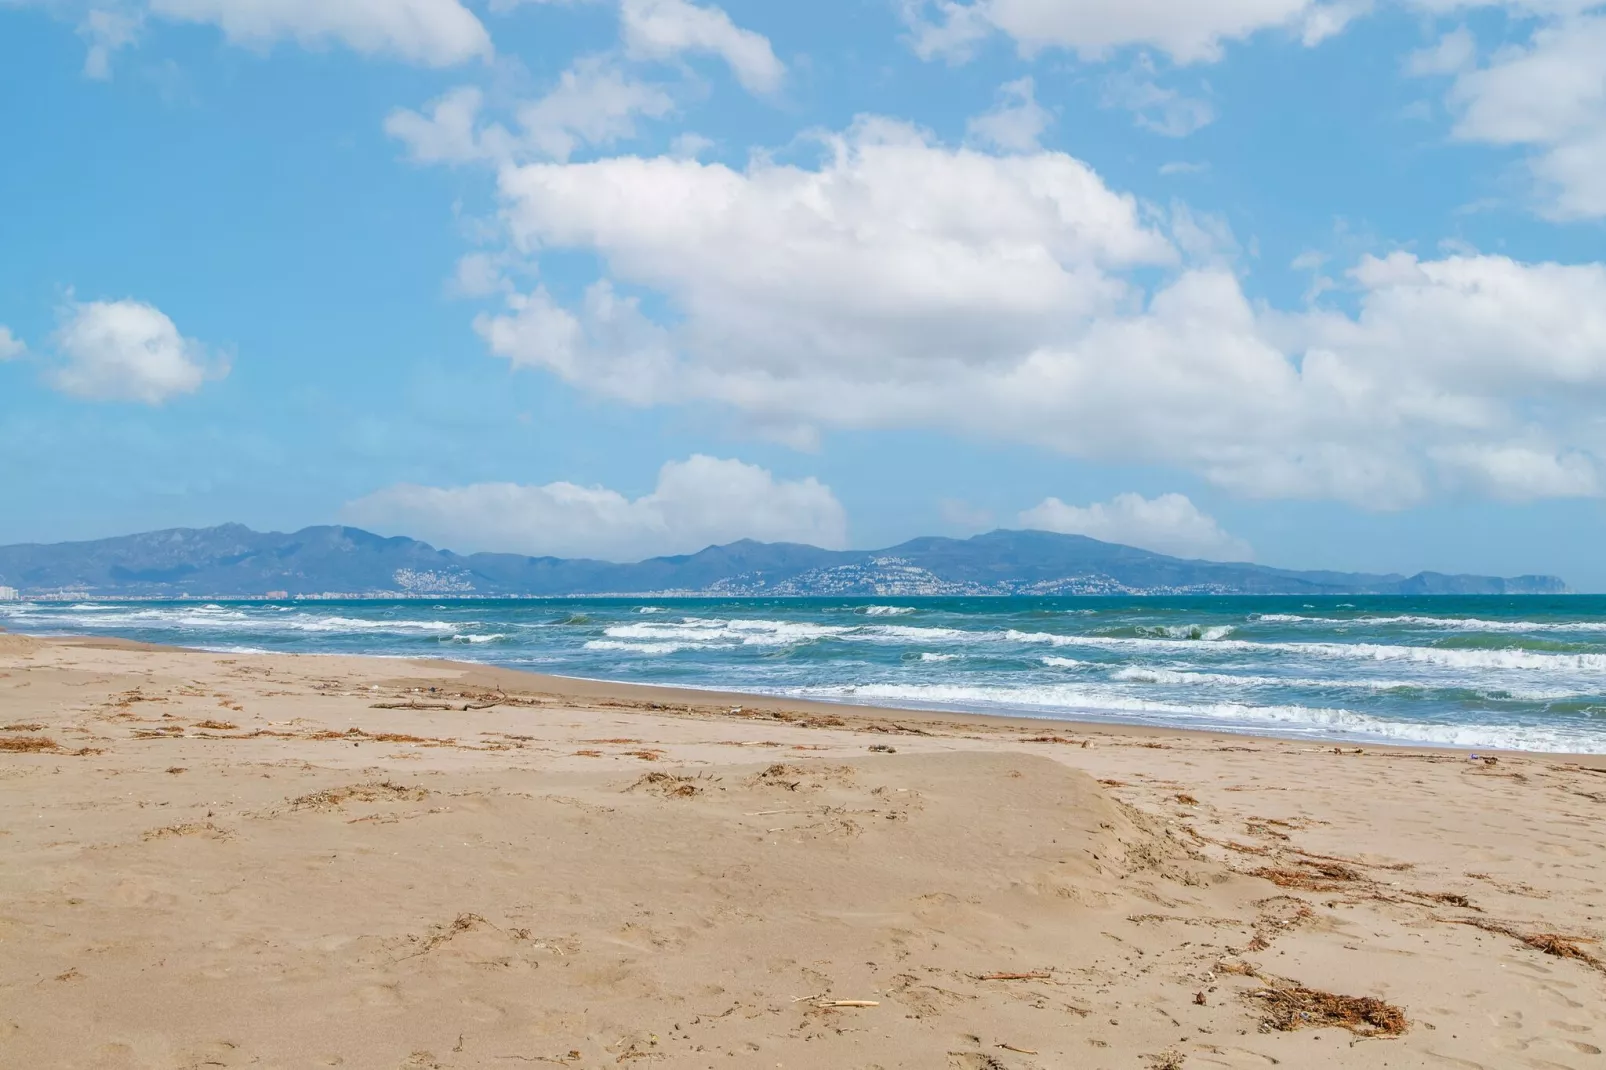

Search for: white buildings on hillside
xmin=0 ymin=586 xmax=19 ymax=601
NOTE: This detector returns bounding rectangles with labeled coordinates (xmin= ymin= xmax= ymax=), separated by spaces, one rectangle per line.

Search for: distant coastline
xmin=0 ymin=524 xmax=1568 ymax=600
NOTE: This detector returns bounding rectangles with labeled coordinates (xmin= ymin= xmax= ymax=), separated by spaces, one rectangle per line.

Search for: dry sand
xmin=2 ymin=633 xmax=1604 ymax=1069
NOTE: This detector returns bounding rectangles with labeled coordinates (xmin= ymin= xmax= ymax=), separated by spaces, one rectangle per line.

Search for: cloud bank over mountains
xmin=345 ymin=455 xmax=848 ymax=561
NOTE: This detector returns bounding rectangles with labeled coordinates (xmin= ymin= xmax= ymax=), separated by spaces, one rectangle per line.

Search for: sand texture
xmin=2 ymin=636 xmax=1605 ymax=1068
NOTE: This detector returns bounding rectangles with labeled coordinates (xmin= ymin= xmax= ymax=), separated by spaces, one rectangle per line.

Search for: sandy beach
xmin=3 ymin=633 xmax=1604 ymax=1069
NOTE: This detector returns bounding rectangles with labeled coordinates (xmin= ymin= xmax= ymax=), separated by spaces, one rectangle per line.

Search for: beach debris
xmin=193 ymin=719 xmax=237 ymax=731
xmin=1175 ymin=793 xmax=1199 ymax=806
xmin=868 ymin=744 xmax=897 ymax=753
xmin=1193 ymin=991 xmax=1207 ymax=1005
xmin=288 ymin=780 xmax=429 ymax=811
xmin=628 ymin=771 xmax=711 ymax=798
xmin=997 ymin=1043 xmax=1038 ymax=1054
xmin=976 ymin=971 xmax=1053 ymax=981
xmin=1 ymin=735 xmax=59 ymax=752
xmin=1250 ymin=860 xmax=1361 ymax=891
xmin=1247 ymin=985 xmax=1407 ymax=1036
xmin=1451 ymin=918 xmax=1605 ymax=971
xmin=1146 ymin=1050 xmax=1186 ymax=1070
xmin=813 ymin=999 xmax=878 ymax=1008
xmin=142 ymin=821 xmax=231 ymax=841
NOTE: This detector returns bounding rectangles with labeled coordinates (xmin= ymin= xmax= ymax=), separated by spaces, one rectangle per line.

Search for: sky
xmin=2 ymin=0 xmax=1605 ymax=586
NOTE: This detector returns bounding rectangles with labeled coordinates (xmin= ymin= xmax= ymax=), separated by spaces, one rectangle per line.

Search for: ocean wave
xmin=584 ymin=639 xmax=730 ymax=655
xmin=1256 ymin=613 xmax=1606 ymax=633
xmin=443 ymin=633 xmax=507 ymax=644
xmin=861 ymin=605 xmax=916 ymax=616
xmin=1131 ymin=624 xmax=1236 ymax=641
xmin=600 ymin=617 xmax=972 ymax=647
xmin=1003 ymin=630 xmax=1606 ymax=674
xmin=603 ymin=618 xmax=850 ymax=646
xmin=916 ymin=652 xmax=959 ymax=662
xmin=1041 ymin=656 xmax=1084 ymax=668
xmin=789 ymin=681 xmax=1605 ymax=751
xmin=1108 ymin=666 xmax=1588 ymax=702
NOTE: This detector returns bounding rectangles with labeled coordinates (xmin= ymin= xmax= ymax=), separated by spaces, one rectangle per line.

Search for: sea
xmin=5 ymin=595 xmax=1606 ymax=753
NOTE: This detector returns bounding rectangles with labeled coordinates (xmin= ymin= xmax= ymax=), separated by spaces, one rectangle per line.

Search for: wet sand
xmin=2 ymin=634 xmax=1604 ymax=1068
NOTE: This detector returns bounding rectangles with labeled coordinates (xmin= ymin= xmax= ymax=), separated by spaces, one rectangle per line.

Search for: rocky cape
xmin=0 ymin=525 xmax=1568 ymax=598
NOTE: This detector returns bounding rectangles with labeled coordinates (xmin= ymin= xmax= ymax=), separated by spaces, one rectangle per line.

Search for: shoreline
xmin=4 ymin=634 xmax=1605 ymax=1067
xmin=18 ymin=629 xmax=1605 ymax=762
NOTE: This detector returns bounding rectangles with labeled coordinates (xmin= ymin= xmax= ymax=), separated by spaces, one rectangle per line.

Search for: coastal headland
xmin=2 ymin=634 xmax=1603 ymax=1068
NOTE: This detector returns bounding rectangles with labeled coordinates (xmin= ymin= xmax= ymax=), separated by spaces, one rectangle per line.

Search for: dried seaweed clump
xmin=1249 ymin=985 xmax=1407 ymax=1036
xmin=1 ymin=735 xmax=59 ymax=752
xmin=1456 ymin=918 xmax=1605 ymax=972
xmin=288 ymin=780 xmax=429 ymax=811
xmin=1250 ymin=861 xmax=1361 ymax=891
xmin=630 ymin=771 xmax=707 ymax=798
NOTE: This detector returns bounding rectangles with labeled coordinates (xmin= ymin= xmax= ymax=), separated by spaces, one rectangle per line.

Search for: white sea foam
xmin=444 ymin=633 xmax=507 ymax=644
xmin=603 ymin=618 xmax=850 ymax=646
xmin=861 ymin=605 xmax=916 ymax=616
xmin=789 ymin=681 xmax=1604 ymax=752
xmin=1256 ymin=613 xmax=1606 ymax=633
xmin=1108 ymin=666 xmax=1588 ymax=701
xmin=584 ymin=639 xmax=729 ymax=655
xmin=1003 ymin=630 xmax=1606 ymax=674
xmin=1134 ymin=624 xmax=1236 ymax=641
xmin=917 ymin=652 xmax=959 ymax=662
xmin=1041 ymin=656 xmax=1084 ymax=668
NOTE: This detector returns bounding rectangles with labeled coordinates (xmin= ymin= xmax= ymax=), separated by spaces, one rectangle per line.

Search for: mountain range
xmin=0 ymin=524 xmax=1569 ymax=598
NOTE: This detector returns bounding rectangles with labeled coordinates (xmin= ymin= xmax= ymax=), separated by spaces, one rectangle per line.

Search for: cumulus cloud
xmin=0 ymin=326 xmax=25 ymax=361
xmin=387 ymin=61 xmax=674 ymax=165
xmin=904 ymin=0 xmax=1338 ymax=64
xmin=1434 ymin=13 xmax=1606 ymax=218
xmin=469 ymin=119 xmax=1606 ymax=507
xmin=1020 ymin=492 xmax=1253 ymax=560
xmin=966 ymin=76 xmax=1053 ymax=151
xmin=344 ymin=455 xmax=848 ymax=560
xmin=146 ymin=0 xmax=492 ymax=66
xmin=619 ymin=0 xmax=784 ymax=93
xmin=50 ymin=298 xmax=222 ymax=404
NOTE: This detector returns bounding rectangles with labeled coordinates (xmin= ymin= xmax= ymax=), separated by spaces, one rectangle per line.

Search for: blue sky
xmin=2 ymin=0 xmax=1605 ymax=586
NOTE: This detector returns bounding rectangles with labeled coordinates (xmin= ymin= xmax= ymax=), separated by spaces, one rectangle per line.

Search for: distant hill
xmin=0 ymin=524 xmax=1568 ymax=598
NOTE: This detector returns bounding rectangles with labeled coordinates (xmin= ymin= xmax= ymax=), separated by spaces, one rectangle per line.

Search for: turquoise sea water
xmin=6 ymin=595 xmax=1606 ymax=753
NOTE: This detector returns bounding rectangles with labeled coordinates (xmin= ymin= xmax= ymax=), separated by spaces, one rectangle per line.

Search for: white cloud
xmin=51 ymin=298 xmax=222 ymax=404
xmin=470 ymin=120 xmax=1606 ymax=507
xmin=517 ymin=56 xmax=676 ymax=160
xmin=1437 ymin=14 xmax=1606 ymax=218
xmin=386 ymin=60 xmax=673 ymax=165
xmin=620 ymin=0 xmax=783 ymax=93
xmin=1404 ymin=25 xmax=1475 ymax=76
xmin=78 ymin=7 xmax=143 ymax=79
xmin=385 ymin=86 xmax=501 ymax=164
xmin=1019 ymin=492 xmax=1253 ymax=560
xmin=904 ymin=0 xmax=1335 ymax=64
xmin=967 ymin=76 xmax=1053 ymax=151
xmin=344 ymin=455 xmax=848 ymax=560
xmin=1102 ymin=59 xmax=1216 ymax=136
xmin=450 ymin=251 xmax=510 ymax=297
xmin=1431 ymin=442 xmax=1599 ymax=500
xmin=146 ymin=0 xmax=492 ymax=66
xmin=0 ymin=326 xmax=25 ymax=361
